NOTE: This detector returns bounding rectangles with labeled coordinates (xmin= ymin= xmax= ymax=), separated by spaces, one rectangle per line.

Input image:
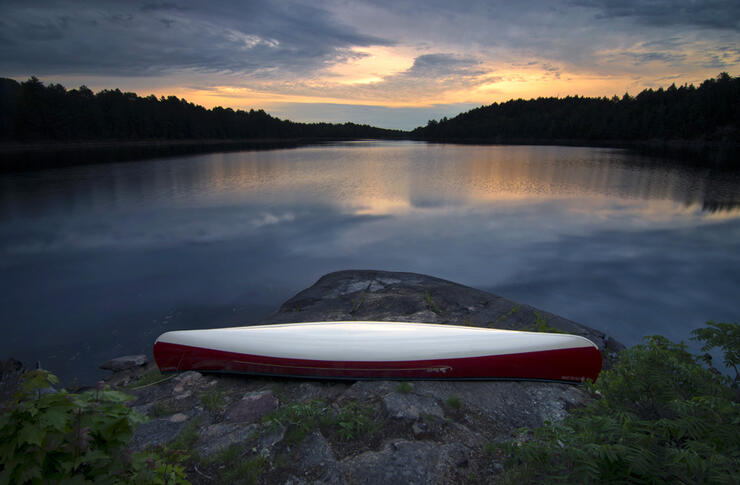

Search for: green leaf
xmin=98 ymin=390 xmax=133 ymax=403
xmin=38 ymin=407 xmax=70 ymax=432
xmin=18 ymin=424 xmax=45 ymax=446
xmin=15 ymin=463 xmax=42 ymax=483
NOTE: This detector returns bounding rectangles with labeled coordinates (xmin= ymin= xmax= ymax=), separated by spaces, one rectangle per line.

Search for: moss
xmin=529 ymin=311 xmax=564 ymax=334
xmin=199 ymin=388 xmax=226 ymax=413
xmin=264 ymin=399 xmax=328 ymax=445
xmin=395 ymin=382 xmax=413 ymax=394
xmin=425 ymin=291 xmax=443 ymax=315
xmin=150 ymin=399 xmax=178 ymax=418
xmin=445 ymin=395 xmax=462 ymax=410
xmin=170 ymin=417 xmax=201 ymax=452
xmin=333 ymin=401 xmax=378 ymax=441
xmin=203 ymin=444 xmax=264 ymax=485
xmin=492 ymin=305 xmax=521 ymax=326
xmin=126 ymin=368 xmax=164 ymax=389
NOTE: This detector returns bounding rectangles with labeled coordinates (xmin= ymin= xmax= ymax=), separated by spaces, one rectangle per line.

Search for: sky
xmin=1 ymin=0 xmax=739 ymax=130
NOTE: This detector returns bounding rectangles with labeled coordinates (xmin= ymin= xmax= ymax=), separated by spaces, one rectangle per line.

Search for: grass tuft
xmin=445 ymin=395 xmax=462 ymax=410
xmin=395 ymin=382 xmax=413 ymax=394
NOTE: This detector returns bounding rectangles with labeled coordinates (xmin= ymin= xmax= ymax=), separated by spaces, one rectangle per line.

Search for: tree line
xmin=0 ymin=77 xmax=403 ymax=142
xmin=412 ymin=73 xmax=740 ymax=143
xmin=2 ymin=73 xmax=738 ymax=146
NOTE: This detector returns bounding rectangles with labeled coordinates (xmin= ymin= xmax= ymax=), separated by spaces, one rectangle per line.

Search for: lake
xmin=1 ymin=140 xmax=738 ymax=384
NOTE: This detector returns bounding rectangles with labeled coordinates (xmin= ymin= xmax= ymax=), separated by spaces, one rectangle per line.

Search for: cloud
xmin=0 ymin=0 xmax=391 ymax=77
xmin=624 ymin=51 xmax=688 ymax=66
xmin=403 ymin=53 xmax=484 ymax=77
xmin=572 ymin=0 xmax=740 ymax=31
xmin=326 ymin=53 xmax=489 ymax=103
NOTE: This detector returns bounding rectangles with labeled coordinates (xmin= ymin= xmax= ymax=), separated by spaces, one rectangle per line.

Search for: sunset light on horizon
xmin=2 ymin=0 xmax=738 ymax=129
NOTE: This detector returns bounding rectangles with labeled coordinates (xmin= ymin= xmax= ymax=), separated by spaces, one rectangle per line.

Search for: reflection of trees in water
xmin=464 ymin=146 xmax=740 ymax=213
xmin=2 ymin=144 xmax=739 ymax=219
xmin=609 ymin=154 xmax=740 ymax=213
xmin=702 ymin=200 xmax=740 ymax=213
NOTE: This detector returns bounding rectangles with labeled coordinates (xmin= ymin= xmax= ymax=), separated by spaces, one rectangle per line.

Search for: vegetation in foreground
xmin=0 ymin=371 xmax=189 ymax=484
xmin=499 ymin=321 xmax=740 ymax=484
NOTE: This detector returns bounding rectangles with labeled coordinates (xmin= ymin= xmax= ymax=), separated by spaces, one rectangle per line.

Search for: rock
xmin=0 ymin=357 xmax=24 ymax=381
xmin=411 ymin=422 xmax=427 ymax=436
xmin=382 ymin=392 xmax=444 ymax=421
xmin=291 ymin=431 xmax=344 ymax=484
xmin=605 ymin=336 xmax=626 ymax=353
xmin=99 ymin=354 xmax=147 ymax=371
xmin=340 ymin=381 xmax=395 ymax=402
xmin=256 ymin=425 xmax=285 ymax=457
xmin=172 ymin=371 xmax=206 ymax=394
xmin=130 ymin=410 xmax=209 ymax=451
xmin=0 ymin=358 xmax=26 ymax=404
xmin=199 ymin=422 xmax=259 ymax=457
xmin=224 ymin=390 xmax=279 ymax=423
xmin=169 ymin=413 xmax=188 ymax=423
xmin=174 ymin=390 xmax=192 ymax=400
xmin=409 ymin=380 xmax=589 ymax=430
xmin=263 ymin=270 xmax=611 ymax=350
xmin=341 ymin=440 xmax=469 ymax=485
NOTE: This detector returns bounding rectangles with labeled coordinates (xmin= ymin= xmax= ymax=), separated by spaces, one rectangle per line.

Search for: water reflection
xmin=0 ymin=141 xmax=738 ymax=383
xmin=2 ymin=143 xmax=739 ymax=221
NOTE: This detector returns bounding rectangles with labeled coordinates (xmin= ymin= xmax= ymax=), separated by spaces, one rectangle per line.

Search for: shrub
xmin=199 ymin=388 xmax=226 ymax=413
xmin=0 ymin=369 xmax=189 ymax=484
xmin=335 ymin=402 xmax=376 ymax=441
xmin=264 ymin=399 xmax=328 ymax=444
xmin=202 ymin=443 xmax=264 ymax=485
xmin=691 ymin=320 xmax=739 ymax=384
xmin=499 ymin=323 xmax=740 ymax=484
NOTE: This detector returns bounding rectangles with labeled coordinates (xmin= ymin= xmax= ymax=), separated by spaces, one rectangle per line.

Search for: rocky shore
xmin=3 ymin=270 xmax=624 ymax=484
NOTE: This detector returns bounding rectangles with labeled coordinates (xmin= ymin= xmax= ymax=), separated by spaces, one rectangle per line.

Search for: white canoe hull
xmin=154 ymin=321 xmax=602 ymax=382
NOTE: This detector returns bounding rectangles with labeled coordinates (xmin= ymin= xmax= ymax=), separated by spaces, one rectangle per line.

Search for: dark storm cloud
xmin=340 ymin=0 xmax=739 ymax=76
xmin=572 ymin=0 xmax=740 ymax=31
xmin=0 ymin=0 xmax=391 ymax=76
xmin=139 ymin=2 xmax=188 ymax=12
xmin=626 ymin=51 xmax=687 ymax=65
xmin=404 ymin=54 xmax=484 ymax=77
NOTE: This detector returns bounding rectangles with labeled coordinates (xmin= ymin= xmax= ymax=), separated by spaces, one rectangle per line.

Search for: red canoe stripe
xmin=153 ymin=340 xmax=602 ymax=382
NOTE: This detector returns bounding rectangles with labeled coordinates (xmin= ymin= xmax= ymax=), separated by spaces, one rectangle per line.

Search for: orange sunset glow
xmin=2 ymin=1 xmax=737 ymax=129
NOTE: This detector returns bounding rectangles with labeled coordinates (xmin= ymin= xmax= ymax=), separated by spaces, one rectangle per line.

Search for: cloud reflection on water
xmin=0 ymin=141 xmax=738 ymax=383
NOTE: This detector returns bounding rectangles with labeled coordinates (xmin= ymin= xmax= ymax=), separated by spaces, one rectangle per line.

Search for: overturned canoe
xmin=153 ymin=321 xmax=602 ymax=382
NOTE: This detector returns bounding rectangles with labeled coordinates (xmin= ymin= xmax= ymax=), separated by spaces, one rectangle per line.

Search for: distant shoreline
xmin=1 ymin=136 xmax=737 ymax=172
xmin=0 ymin=137 xmax=402 ymax=172
xmin=414 ymin=136 xmax=738 ymax=156
xmin=0 ymin=136 xmax=399 ymax=153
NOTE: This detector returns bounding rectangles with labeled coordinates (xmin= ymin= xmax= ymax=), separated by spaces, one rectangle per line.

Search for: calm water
xmin=1 ymin=141 xmax=739 ymax=384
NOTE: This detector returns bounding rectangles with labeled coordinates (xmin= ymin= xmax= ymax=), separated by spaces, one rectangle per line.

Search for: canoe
xmin=153 ymin=321 xmax=602 ymax=382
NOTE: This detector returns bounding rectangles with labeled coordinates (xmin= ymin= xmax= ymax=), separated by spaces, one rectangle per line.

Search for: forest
xmin=412 ymin=73 xmax=740 ymax=144
xmin=0 ymin=77 xmax=403 ymax=142
xmin=1 ymin=73 xmax=738 ymax=147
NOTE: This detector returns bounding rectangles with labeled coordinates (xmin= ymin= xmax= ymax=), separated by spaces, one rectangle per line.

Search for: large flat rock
xmin=263 ymin=269 xmax=617 ymax=351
